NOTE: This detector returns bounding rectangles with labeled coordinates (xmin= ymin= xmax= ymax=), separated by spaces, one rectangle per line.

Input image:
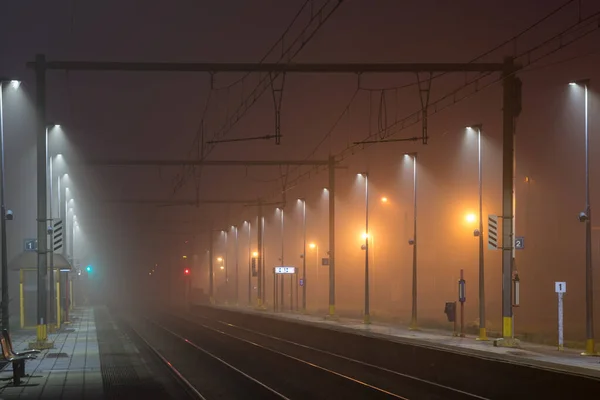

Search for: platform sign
xmin=24 ymin=239 xmax=37 ymax=252
xmin=321 ymin=258 xmax=329 ymax=266
xmin=555 ymin=281 xmax=566 ymax=351
xmin=515 ymin=236 xmax=525 ymax=250
xmin=274 ymin=266 xmax=296 ymax=274
xmin=299 ymin=278 xmax=304 ymax=286
xmin=487 ymin=215 xmax=498 ymax=250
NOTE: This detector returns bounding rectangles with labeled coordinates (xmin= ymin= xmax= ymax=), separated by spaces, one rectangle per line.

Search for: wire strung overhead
xmin=259 ymin=0 xmax=600 ymax=202
xmin=172 ymin=0 xmax=347 ymax=196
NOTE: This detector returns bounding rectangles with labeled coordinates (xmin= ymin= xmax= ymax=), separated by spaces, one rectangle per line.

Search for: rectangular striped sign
xmin=53 ymin=219 xmax=63 ymax=252
xmin=487 ymin=215 xmax=498 ymax=250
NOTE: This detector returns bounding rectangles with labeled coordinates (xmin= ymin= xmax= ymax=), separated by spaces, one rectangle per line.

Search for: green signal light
xmin=86 ymin=265 xmax=92 ymax=272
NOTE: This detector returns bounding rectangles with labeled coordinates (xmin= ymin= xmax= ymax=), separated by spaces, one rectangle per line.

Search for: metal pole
xmin=460 ymin=269 xmax=465 ymax=337
xmin=248 ymin=221 xmax=251 ymax=305
xmin=209 ymin=230 xmax=214 ymax=304
xmin=328 ymin=156 xmax=336 ymax=317
xmin=273 ymin=271 xmax=277 ymax=311
xmin=364 ymin=173 xmax=370 ymax=324
xmin=500 ymin=57 xmax=517 ymax=345
xmin=36 ymin=54 xmax=49 ymax=342
xmin=68 ymin=206 xmax=74 ymax=263
xmin=302 ymin=200 xmax=307 ymax=312
xmin=235 ymin=226 xmax=239 ymax=305
xmin=48 ymin=151 xmax=55 ymax=326
xmin=410 ymin=155 xmax=418 ymax=329
xmin=257 ymin=204 xmax=263 ymax=307
xmin=0 ymin=82 xmax=10 ymax=332
xmin=477 ymin=127 xmax=487 ymax=340
xmin=280 ymin=209 xmax=284 ymax=310
xmin=558 ymin=292 xmax=564 ymax=351
xmin=224 ymin=231 xmax=228 ymax=302
xmin=583 ymin=82 xmax=596 ymax=355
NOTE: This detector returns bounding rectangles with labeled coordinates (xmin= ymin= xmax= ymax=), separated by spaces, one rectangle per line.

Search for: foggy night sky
xmin=1 ymin=0 xmax=600 ymax=339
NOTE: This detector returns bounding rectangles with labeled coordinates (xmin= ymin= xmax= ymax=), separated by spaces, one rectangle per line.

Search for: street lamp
xmin=405 ymin=153 xmax=418 ymax=330
xmin=221 ymin=231 xmax=229 ymax=300
xmin=467 ymin=124 xmax=487 ymax=341
xmin=232 ymin=225 xmax=239 ymax=305
xmin=308 ymin=242 xmax=319 ymax=308
xmin=244 ymin=220 xmax=252 ymax=305
xmin=570 ymin=79 xmax=595 ymax=355
xmin=298 ymin=198 xmax=307 ymax=312
xmin=276 ymin=208 xmax=285 ymax=309
xmin=0 ymin=78 xmax=20 ymax=331
xmin=358 ymin=173 xmax=370 ymax=324
xmin=46 ymin=124 xmax=62 ymax=327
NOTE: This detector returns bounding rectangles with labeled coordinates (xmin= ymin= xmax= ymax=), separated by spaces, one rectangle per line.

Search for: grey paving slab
xmin=0 ymin=307 xmax=104 ymax=399
xmin=216 ymin=304 xmax=600 ymax=378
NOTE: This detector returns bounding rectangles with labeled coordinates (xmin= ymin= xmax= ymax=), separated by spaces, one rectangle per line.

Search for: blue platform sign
xmin=515 ymin=236 xmax=525 ymax=250
xmin=24 ymin=239 xmax=37 ymax=252
xmin=299 ymin=278 xmax=304 ymax=286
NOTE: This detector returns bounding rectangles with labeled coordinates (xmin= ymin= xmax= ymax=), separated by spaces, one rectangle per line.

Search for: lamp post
xmin=358 ymin=173 xmax=370 ymax=324
xmin=46 ymin=125 xmax=61 ymax=327
xmin=277 ymin=208 xmax=285 ymax=309
xmin=222 ymin=231 xmax=229 ymax=302
xmin=299 ymin=199 xmax=307 ymax=312
xmin=309 ymin=242 xmax=319 ymax=309
xmin=468 ymin=125 xmax=488 ymax=341
xmin=232 ymin=225 xmax=239 ymax=305
xmin=0 ymin=79 xmax=19 ymax=331
xmin=245 ymin=220 xmax=252 ymax=305
xmin=405 ymin=153 xmax=418 ymax=330
xmin=570 ymin=79 xmax=595 ymax=355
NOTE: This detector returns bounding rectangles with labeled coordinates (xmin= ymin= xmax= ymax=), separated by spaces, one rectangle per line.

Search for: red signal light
xmin=184 ymin=268 xmax=190 ymax=275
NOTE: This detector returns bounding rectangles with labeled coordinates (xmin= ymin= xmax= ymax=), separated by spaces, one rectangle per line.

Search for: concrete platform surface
xmin=212 ymin=304 xmax=600 ymax=379
xmin=0 ymin=308 xmax=103 ymax=399
xmin=0 ymin=306 xmax=189 ymax=399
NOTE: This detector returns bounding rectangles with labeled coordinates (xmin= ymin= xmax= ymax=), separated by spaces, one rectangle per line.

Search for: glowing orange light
xmin=381 ymin=197 xmax=388 ymax=203
xmin=252 ymin=251 xmax=259 ymax=257
xmin=362 ymin=232 xmax=370 ymax=240
xmin=309 ymin=243 xmax=316 ymax=249
xmin=465 ymin=213 xmax=477 ymax=223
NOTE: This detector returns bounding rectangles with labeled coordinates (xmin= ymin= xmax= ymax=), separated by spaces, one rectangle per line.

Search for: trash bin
xmin=444 ymin=301 xmax=456 ymax=322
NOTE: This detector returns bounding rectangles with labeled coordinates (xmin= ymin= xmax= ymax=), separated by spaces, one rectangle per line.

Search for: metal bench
xmin=0 ymin=337 xmax=35 ymax=386
xmin=2 ymin=329 xmax=40 ymax=357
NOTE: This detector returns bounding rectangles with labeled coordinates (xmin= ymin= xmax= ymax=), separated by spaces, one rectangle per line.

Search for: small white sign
xmin=555 ymin=282 xmax=566 ymax=293
xmin=274 ymin=266 xmax=296 ymax=274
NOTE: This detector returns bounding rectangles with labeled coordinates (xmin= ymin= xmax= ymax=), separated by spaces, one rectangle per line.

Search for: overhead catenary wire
xmin=260 ymin=4 xmax=600 ymax=201
xmin=172 ymin=0 xmax=346 ymax=195
xmin=261 ymin=0 xmax=586 ymax=194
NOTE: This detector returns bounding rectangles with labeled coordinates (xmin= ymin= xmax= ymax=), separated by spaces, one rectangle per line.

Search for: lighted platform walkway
xmin=0 ymin=308 xmax=103 ymax=399
xmin=216 ymin=304 xmax=600 ymax=378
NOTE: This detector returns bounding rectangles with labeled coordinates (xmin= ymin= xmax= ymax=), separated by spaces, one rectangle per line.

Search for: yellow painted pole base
xmin=409 ymin=318 xmax=419 ymax=331
xmin=36 ymin=324 xmax=47 ymax=341
xmin=581 ymin=339 xmax=600 ymax=356
xmin=363 ymin=314 xmax=371 ymax=325
xmin=476 ymin=328 xmax=489 ymax=341
xmin=255 ymin=299 xmax=267 ymax=311
xmin=28 ymin=325 xmax=54 ymax=350
xmin=324 ymin=305 xmax=338 ymax=321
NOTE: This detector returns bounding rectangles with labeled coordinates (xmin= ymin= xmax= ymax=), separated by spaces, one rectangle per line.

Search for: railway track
xmin=159 ymin=310 xmax=487 ymax=400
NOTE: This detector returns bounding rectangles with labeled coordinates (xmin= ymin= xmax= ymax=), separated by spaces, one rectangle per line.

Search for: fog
xmin=1 ymin=0 xmax=599 ymax=343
